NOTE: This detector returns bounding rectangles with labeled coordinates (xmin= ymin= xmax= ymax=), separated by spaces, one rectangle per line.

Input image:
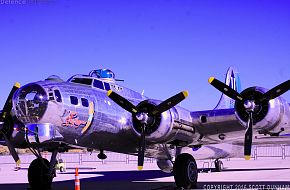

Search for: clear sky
xmin=0 ymin=0 xmax=289 ymax=111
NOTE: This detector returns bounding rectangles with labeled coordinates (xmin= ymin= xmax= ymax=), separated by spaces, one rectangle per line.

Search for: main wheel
xmin=28 ymin=158 xmax=53 ymax=190
xmin=173 ymin=153 xmax=198 ymax=189
xmin=214 ymin=159 xmax=223 ymax=172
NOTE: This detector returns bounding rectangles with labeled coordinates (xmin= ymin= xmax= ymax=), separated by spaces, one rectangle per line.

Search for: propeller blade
xmin=137 ymin=124 xmax=146 ymax=170
xmin=244 ymin=112 xmax=253 ymax=160
xmin=259 ymin=80 xmax=290 ymax=102
xmin=151 ymin=91 xmax=188 ymax=116
xmin=107 ymin=90 xmax=138 ymax=114
xmin=208 ymin=77 xmax=244 ymax=102
xmin=0 ymin=82 xmax=20 ymax=121
xmin=1 ymin=131 xmax=20 ymax=164
xmin=0 ymin=82 xmax=21 ymax=165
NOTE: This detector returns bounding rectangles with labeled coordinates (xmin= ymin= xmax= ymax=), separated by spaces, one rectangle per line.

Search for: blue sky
xmin=0 ymin=0 xmax=289 ymax=110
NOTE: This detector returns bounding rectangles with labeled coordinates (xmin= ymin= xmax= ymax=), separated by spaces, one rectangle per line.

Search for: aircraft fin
xmin=214 ymin=66 xmax=241 ymax=109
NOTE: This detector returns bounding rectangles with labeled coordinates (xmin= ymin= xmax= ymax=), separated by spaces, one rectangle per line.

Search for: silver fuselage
xmin=11 ymin=76 xmax=290 ymax=160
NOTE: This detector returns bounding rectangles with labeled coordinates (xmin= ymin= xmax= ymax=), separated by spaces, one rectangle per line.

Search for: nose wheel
xmin=28 ymin=150 xmax=58 ymax=190
xmin=28 ymin=158 xmax=53 ymax=190
xmin=173 ymin=153 xmax=198 ymax=189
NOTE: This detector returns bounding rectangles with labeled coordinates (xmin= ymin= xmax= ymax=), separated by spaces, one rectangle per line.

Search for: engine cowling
xmin=132 ymin=99 xmax=175 ymax=143
xmin=0 ymin=112 xmax=27 ymax=148
xmin=235 ymin=87 xmax=287 ymax=131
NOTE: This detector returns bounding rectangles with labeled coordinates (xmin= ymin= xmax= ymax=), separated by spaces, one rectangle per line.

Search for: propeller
xmin=0 ymin=82 xmax=21 ymax=165
xmin=259 ymin=80 xmax=290 ymax=102
xmin=107 ymin=90 xmax=188 ymax=170
xmin=209 ymin=77 xmax=290 ymax=160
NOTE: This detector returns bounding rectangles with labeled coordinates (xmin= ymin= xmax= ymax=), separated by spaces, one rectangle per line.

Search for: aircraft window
xmin=70 ymin=96 xmax=78 ymax=105
xmin=81 ymin=98 xmax=89 ymax=107
xmin=70 ymin=78 xmax=93 ymax=86
xmin=93 ymin=80 xmax=104 ymax=90
xmin=104 ymin=82 xmax=110 ymax=91
xmin=49 ymin=92 xmax=54 ymax=101
xmin=25 ymin=92 xmax=37 ymax=101
xmin=54 ymin=90 xmax=62 ymax=103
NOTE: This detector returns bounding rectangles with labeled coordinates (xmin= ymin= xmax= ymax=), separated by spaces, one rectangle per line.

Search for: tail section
xmin=214 ymin=67 xmax=241 ymax=109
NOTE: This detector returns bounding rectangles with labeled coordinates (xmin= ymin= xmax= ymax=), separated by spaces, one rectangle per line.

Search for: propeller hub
xmin=235 ymin=87 xmax=269 ymax=123
xmin=136 ymin=113 xmax=149 ymax=124
xmin=243 ymin=100 xmax=256 ymax=112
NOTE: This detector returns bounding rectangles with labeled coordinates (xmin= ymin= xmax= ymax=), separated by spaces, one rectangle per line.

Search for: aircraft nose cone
xmin=13 ymin=83 xmax=48 ymax=124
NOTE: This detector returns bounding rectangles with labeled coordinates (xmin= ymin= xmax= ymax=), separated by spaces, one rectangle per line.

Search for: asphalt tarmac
xmin=0 ymin=157 xmax=289 ymax=190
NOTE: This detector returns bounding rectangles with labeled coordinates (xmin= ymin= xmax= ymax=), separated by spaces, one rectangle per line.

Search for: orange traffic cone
xmin=75 ymin=167 xmax=80 ymax=190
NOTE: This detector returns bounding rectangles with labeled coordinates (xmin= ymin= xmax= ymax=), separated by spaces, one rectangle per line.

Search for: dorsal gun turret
xmin=89 ymin=69 xmax=115 ymax=82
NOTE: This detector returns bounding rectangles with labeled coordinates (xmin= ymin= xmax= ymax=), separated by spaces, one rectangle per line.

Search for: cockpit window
xmin=54 ymin=90 xmax=62 ymax=103
xmin=104 ymin=82 xmax=110 ymax=91
xmin=70 ymin=96 xmax=78 ymax=105
xmin=93 ymin=79 xmax=104 ymax=90
xmin=70 ymin=78 xmax=93 ymax=86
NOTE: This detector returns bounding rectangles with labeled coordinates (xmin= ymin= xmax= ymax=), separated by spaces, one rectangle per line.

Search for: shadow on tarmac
xmin=0 ymin=169 xmax=290 ymax=190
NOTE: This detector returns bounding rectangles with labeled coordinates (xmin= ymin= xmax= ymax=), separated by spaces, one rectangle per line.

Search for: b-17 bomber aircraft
xmin=0 ymin=67 xmax=289 ymax=189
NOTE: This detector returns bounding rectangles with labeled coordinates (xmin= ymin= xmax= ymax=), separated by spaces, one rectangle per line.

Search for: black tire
xmin=60 ymin=166 xmax=64 ymax=172
xmin=214 ymin=159 xmax=223 ymax=172
xmin=173 ymin=153 xmax=198 ymax=189
xmin=28 ymin=158 xmax=53 ymax=190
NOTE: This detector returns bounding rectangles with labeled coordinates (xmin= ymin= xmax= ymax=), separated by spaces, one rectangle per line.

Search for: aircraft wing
xmin=191 ymin=108 xmax=246 ymax=145
xmin=143 ymin=106 xmax=286 ymax=160
xmin=144 ymin=103 xmax=290 ymax=160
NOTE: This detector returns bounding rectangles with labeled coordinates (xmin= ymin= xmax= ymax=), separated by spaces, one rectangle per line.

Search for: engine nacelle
xmin=0 ymin=112 xmax=27 ymax=148
xmin=132 ymin=99 xmax=175 ymax=143
xmin=235 ymin=87 xmax=288 ymax=131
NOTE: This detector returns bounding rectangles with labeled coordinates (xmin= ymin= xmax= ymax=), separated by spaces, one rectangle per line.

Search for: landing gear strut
xmin=173 ymin=153 xmax=198 ymax=189
xmin=28 ymin=150 xmax=58 ymax=190
xmin=214 ymin=159 xmax=223 ymax=172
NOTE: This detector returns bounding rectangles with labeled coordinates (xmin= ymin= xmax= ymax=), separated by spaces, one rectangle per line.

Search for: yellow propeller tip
xmin=208 ymin=77 xmax=215 ymax=84
xmin=244 ymin=155 xmax=251 ymax=160
xmin=138 ymin=166 xmax=143 ymax=170
xmin=16 ymin=159 xmax=21 ymax=165
xmin=182 ymin=90 xmax=189 ymax=98
xmin=14 ymin=82 xmax=21 ymax=88
xmin=107 ymin=90 xmax=113 ymax=97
